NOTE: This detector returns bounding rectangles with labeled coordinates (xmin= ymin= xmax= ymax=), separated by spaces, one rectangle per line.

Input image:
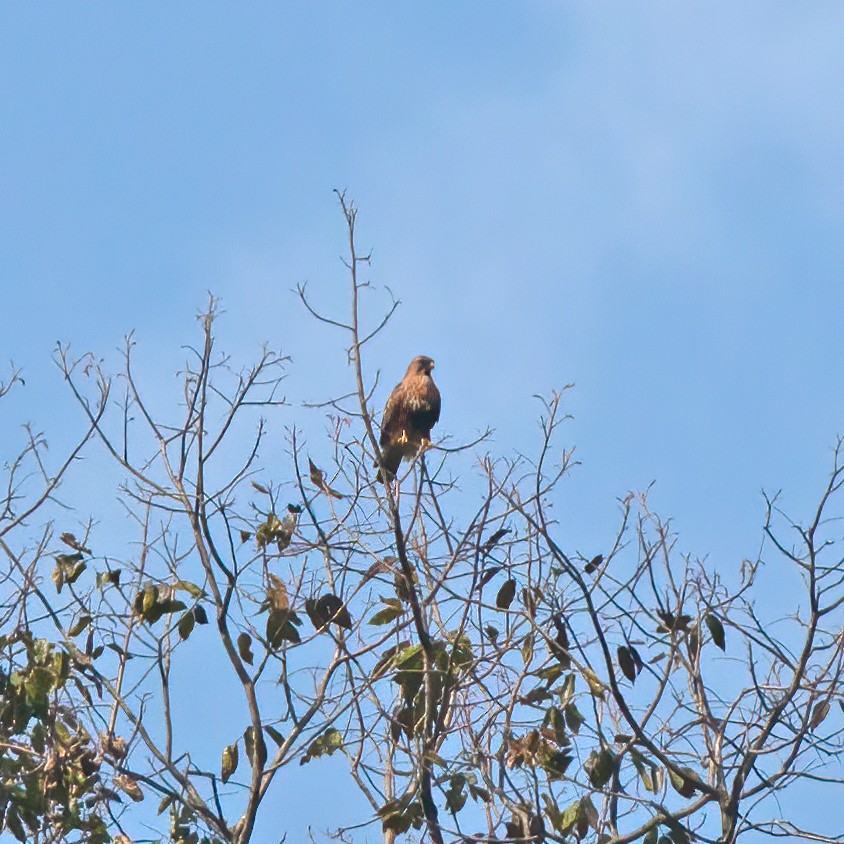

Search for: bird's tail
xmin=374 ymin=447 xmax=402 ymax=483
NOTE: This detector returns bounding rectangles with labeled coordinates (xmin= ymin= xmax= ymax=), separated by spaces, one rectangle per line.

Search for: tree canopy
xmin=2 ymin=200 xmax=844 ymax=844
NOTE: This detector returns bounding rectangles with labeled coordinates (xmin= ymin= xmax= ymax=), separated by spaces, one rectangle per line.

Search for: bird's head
xmin=407 ymin=356 xmax=435 ymax=377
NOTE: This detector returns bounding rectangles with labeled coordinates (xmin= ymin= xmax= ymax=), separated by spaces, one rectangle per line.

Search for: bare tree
xmin=2 ymin=196 xmax=844 ymax=844
xmin=290 ymin=195 xmax=844 ymax=844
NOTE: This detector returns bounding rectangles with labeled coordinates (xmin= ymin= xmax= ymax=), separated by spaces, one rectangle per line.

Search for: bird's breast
xmin=407 ymin=395 xmax=433 ymax=412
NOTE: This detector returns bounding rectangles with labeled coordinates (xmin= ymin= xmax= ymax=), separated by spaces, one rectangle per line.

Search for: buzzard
xmin=377 ymin=355 xmax=441 ymax=480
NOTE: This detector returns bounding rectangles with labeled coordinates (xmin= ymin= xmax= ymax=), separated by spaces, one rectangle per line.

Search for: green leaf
xmin=24 ymin=666 xmax=56 ymax=712
xmin=26 ymin=667 xmax=55 ymax=713
xmin=630 ymin=646 xmax=644 ymax=674
xmin=542 ymin=793 xmax=564 ymax=833
xmin=52 ymin=563 xmax=65 ymax=593
xmin=369 ymin=604 xmax=405 ymax=625
xmin=688 ymin=627 xmax=700 ymax=657
xmin=304 ymin=597 xmax=323 ymax=630
xmin=477 ymin=565 xmax=502 ymax=588
xmin=541 ymin=749 xmax=573 ymax=779
xmin=468 ymin=783 xmax=491 ymax=803
xmin=60 ymin=532 xmax=91 ymax=552
xmin=31 ymin=721 xmax=46 ymax=753
xmin=639 ymin=765 xmax=657 ymax=793
xmin=445 ymin=774 xmax=467 ymax=813
xmin=550 ymin=615 xmax=570 ymax=666
xmin=557 ymin=800 xmax=582 ymax=835
xmin=157 ymin=598 xmax=187 ymax=616
xmin=643 ymin=828 xmax=659 ymax=844
xmin=544 ymin=705 xmax=568 ymax=746
xmin=315 ymin=593 xmax=352 ymax=629
xmin=705 ymin=613 xmax=726 ymax=651
xmin=481 ymin=527 xmax=510 ymax=556
xmin=53 ymin=553 xmax=86 ymax=593
xmin=107 ymin=642 xmax=132 ymax=660
xmin=370 ymin=640 xmax=404 ymax=680
xmin=5 ymin=807 xmax=26 ymax=842
xmin=580 ymin=795 xmax=598 ymax=830
xmin=585 ymin=748 xmax=617 ymax=788
xmin=96 ymin=568 xmax=121 ymax=589
xmin=810 ymin=699 xmax=831 ymax=729
xmin=565 ymin=702 xmax=585 ymax=735
xmin=496 ymin=578 xmax=516 ymax=610
xmin=617 ymin=645 xmax=637 ymax=682
xmin=667 ymin=825 xmax=691 ymax=844
xmin=559 ymin=672 xmax=576 ymax=708
xmin=536 ymin=664 xmax=564 ymax=684
xmin=174 ymin=580 xmax=204 ymax=598
xmin=115 ymin=774 xmax=144 ymax=802
xmin=266 ymin=610 xmax=301 ymax=648
xmin=237 ymin=632 xmax=254 ymax=665
xmin=581 ymin=666 xmax=605 ymax=697
xmin=67 ymin=614 xmax=92 ymax=637
xmin=52 ymin=649 xmax=70 ymax=683
xmin=244 ymin=725 xmax=267 ymax=769
xmin=133 ymin=585 xmax=187 ymax=625
xmin=394 ymin=567 xmax=418 ymax=602
xmin=656 ymin=609 xmax=693 ymax=634
xmin=221 ymin=742 xmax=238 ymax=783
xmin=139 ymin=584 xmax=158 ymax=614
xmin=667 ymin=766 xmax=700 ymax=798
xmin=631 ymin=748 xmax=661 ymax=794
xmin=308 ymin=456 xmax=344 ymax=499
xmin=377 ymin=798 xmax=423 ymax=834
xmin=193 ymin=604 xmax=209 ymax=625
xmin=521 ymin=633 xmax=534 ymax=666
xmin=584 ymin=553 xmax=603 ymax=574
xmin=522 ymin=586 xmax=539 ymax=617
xmin=300 ymin=727 xmax=344 ymax=764
xmin=178 ymin=611 xmax=195 ymax=640
xmin=256 ymin=512 xmax=296 ymax=551
xmin=520 ymin=686 xmax=551 ymax=705
xmin=265 ymin=724 xmax=285 ymax=746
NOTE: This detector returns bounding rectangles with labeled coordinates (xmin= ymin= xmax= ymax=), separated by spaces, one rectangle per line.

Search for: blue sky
xmin=3 ymin=3 xmax=844 ymax=840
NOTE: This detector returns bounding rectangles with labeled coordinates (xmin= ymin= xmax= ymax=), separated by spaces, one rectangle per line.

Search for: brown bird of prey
xmin=377 ymin=355 xmax=441 ymax=480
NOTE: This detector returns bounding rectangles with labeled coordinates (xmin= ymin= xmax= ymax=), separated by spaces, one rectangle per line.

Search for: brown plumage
xmin=376 ymin=355 xmax=441 ymax=480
